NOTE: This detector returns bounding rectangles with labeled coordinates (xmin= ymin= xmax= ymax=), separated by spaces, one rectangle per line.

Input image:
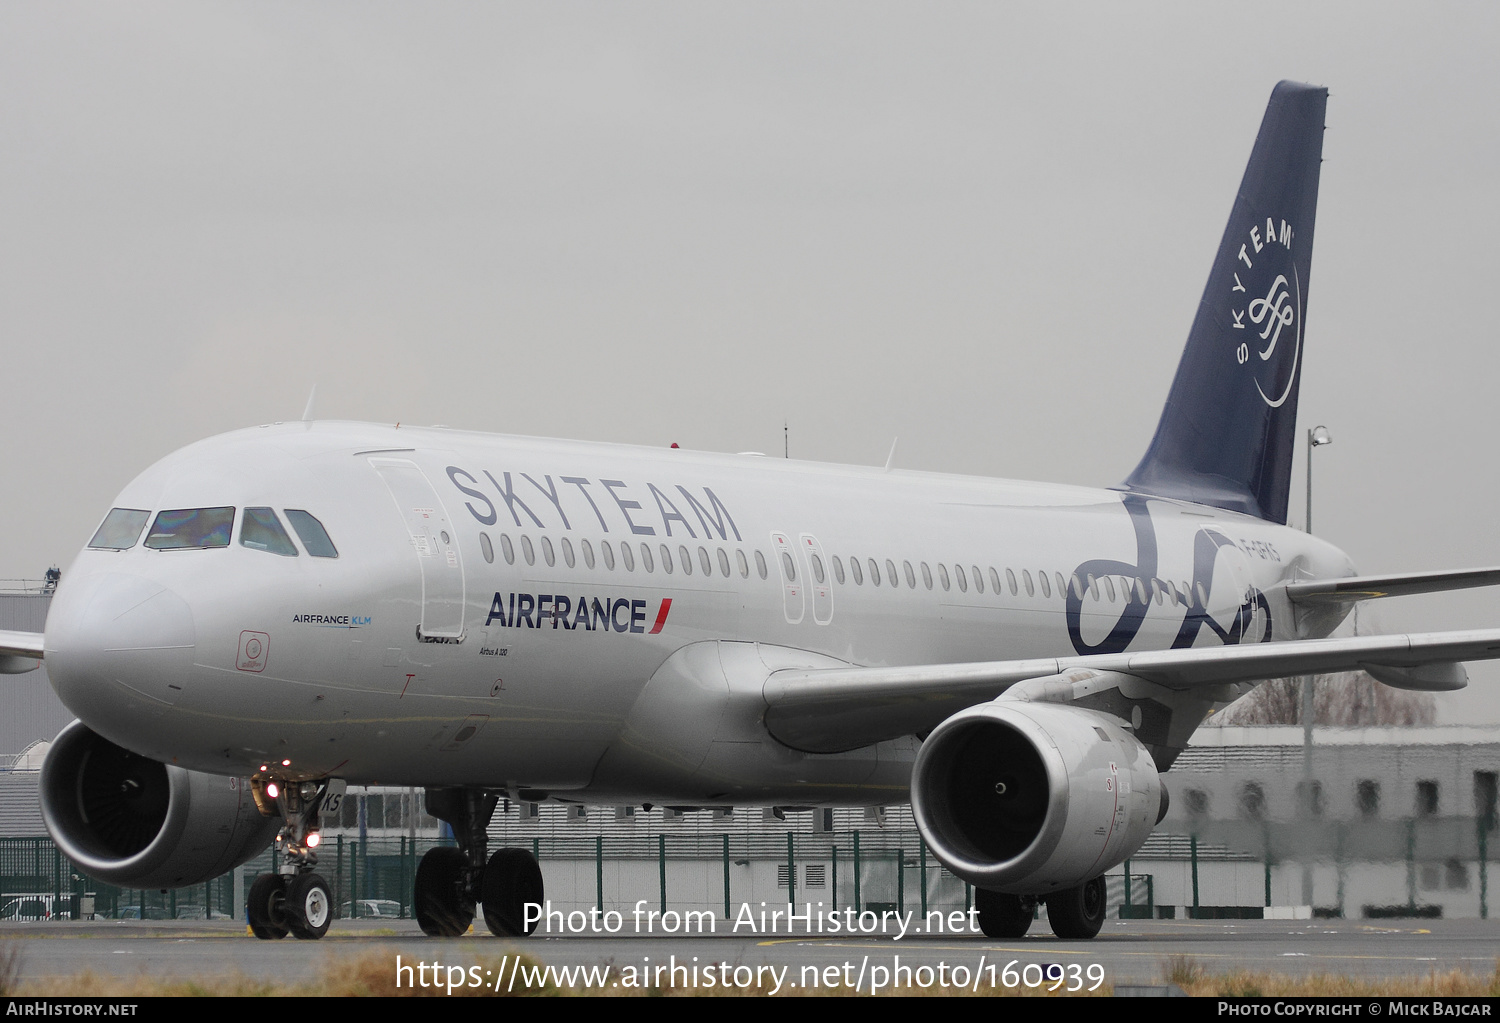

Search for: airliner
xmin=4 ymin=81 xmax=1498 ymax=944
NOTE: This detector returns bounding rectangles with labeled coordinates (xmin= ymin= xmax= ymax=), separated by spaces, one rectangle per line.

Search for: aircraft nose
xmin=47 ymin=572 xmax=197 ymax=715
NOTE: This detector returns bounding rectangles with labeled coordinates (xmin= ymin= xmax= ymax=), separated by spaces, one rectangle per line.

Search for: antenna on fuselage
xmin=784 ymin=420 xmax=789 ymax=459
xmin=301 ymin=385 xmax=318 ymax=423
xmin=884 ymin=437 xmax=899 ymax=472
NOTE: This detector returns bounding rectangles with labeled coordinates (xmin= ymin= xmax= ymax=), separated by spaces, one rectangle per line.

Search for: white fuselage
xmin=42 ymin=421 xmax=1354 ymax=803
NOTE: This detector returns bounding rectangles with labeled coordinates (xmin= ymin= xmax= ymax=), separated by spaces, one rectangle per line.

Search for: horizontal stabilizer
xmin=762 ymin=628 xmax=1500 ymax=753
xmin=1286 ymin=566 xmax=1500 ymax=605
xmin=0 ymin=630 xmax=44 ymax=675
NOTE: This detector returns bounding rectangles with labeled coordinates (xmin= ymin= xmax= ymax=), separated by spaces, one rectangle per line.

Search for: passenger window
xmin=717 ymin=548 xmax=731 ymax=577
xmin=955 ymin=564 xmax=968 ymax=592
xmin=521 ymin=535 xmax=535 ymax=566
xmin=145 ymin=507 xmax=235 ymax=550
xmin=480 ymin=532 xmax=494 ymax=564
xmin=885 ymin=559 xmax=898 ymax=588
xmin=241 ymin=507 xmax=298 ymax=557
xmin=851 ymin=556 xmax=864 ymax=585
xmin=501 ymin=534 xmax=516 ymax=565
xmin=602 ymin=540 xmax=616 ymax=570
xmin=1087 ymin=574 xmax=1099 ymax=600
xmin=88 ymin=508 xmax=151 ymax=551
xmin=904 ymin=561 xmax=916 ymax=588
xmin=972 ymin=565 xmax=983 ymax=594
xmin=1038 ymin=571 xmax=1051 ymax=598
xmin=582 ymin=539 xmax=595 ymax=569
xmin=921 ymin=562 xmax=932 ymax=589
xmin=284 ymin=510 xmax=337 ymax=559
xmin=1196 ymin=582 xmax=1208 ymax=606
xmin=988 ymin=567 xmax=1001 ymax=594
xmin=811 ymin=554 xmax=825 ymax=584
xmin=781 ymin=551 xmax=797 ymax=582
xmin=1023 ymin=570 xmax=1035 ymax=597
xmin=832 ymin=555 xmax=845 ymax=584
xmin=867 ymin=559 xmax=880 ymax=586
xmin=562 ymin=537 xmax=576 ymax=568
xmin=643 ymin=543 xmax=657 ymax=572
xmin=755 ymin=550 xmax=768 ymax=580
xmin=1006 ymin=568 xmax=1017 ymax=596
xmin=699 ymin=547 xmax=712 ymax=576
xmin=1054 ymin=572 xmax=1066 ymax=598
xmin=541 ymin=536 xmax=556 ymax=568
xmin=1103 ymin=576 xmax=1116 ymax=602
xmin=679 ymin=545 xmax=692 ymax=576
xmin=737 ymin=549 xmax=750 ymax=578
xmin=938 ymin=563 xmax=950 ymax=591
xmin=620 ymin=542 xmax=635 ymax=571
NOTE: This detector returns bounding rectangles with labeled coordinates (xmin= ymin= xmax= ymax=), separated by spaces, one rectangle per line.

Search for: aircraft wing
xmin=761 ymin=628 xmax=1500 ymax=753
xmin=0 ymin=630 xmax=44 ymax=674
xmin=1286 ymin=566 xmax=1500 ymax=605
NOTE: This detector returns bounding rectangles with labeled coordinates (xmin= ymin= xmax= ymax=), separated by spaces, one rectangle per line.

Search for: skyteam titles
xmin=446 ymin=466 xmax=740 ymax=540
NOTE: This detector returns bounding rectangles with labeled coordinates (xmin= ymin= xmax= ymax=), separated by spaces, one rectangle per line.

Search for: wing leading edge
xmin=0 ymin=629 xmax=43 ymax=674
xmin=762 ymin=628 xmax=1500 ymax=754
xmin=1286 ymin=566 xmax=1500 ymax=605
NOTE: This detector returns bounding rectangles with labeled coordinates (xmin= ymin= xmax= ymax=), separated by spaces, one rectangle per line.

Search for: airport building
xmin=2 ymin=585 xmax=1496 ymax=922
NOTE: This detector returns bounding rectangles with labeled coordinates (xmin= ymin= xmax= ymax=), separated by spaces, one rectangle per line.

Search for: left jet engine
xmin=40 ymin=720 xmax=279 ymax=889
xmin=910 ymin=698 xmax=1162 ymax=894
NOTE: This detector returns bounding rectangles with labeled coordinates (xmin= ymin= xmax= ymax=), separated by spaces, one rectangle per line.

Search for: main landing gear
xmin=974 ymin=875 xmax=1106 ymax=941
xmin=247 ymin=777 xmax=334 ymax=940
xmin=417 ymin=788 xmax=544 ymax=938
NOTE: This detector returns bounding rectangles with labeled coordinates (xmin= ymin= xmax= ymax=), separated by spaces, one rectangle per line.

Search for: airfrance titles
xmin=485 ymin=593 xmax=672 ymax=636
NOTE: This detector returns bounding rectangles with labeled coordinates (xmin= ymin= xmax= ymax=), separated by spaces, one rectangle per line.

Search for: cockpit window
xmin=240 ymin=507 xmax=298 ymax=557
xmin=144 ymin=507 xmax=235 ymax=549
xmin=284 ymin=510 xmax=338 ymax=559
xmin=88 ymin=508 xmax=151 ymax=550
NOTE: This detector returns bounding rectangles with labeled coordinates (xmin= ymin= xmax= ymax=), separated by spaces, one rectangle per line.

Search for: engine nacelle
xmin=911 ymin=698 xmax=1161 ymax=895
xmin=40 ymin=720 xmax=279 ymax=889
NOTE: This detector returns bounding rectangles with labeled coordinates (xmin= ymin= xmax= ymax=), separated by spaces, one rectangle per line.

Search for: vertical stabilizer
xmin=1121 ymin=81 xmax=1327 ymax=524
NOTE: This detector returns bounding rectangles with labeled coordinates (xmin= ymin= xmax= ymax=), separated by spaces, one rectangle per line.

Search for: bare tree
xmin=1217 ymin=670 xmax=1436 ymax=726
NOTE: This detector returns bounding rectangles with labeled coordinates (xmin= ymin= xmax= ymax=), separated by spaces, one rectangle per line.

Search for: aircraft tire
xmin=286 ymin=872 xmax=332 ymax=940
xmin=482 ymin=848 xmax=544 ymax=937
xmin=1045 ymin=876 xmax=1106 ymax=940
xmin=974 ymin=888 xmax=1032 ymax=939
xmin=247 ymin=873 xmax=289 ymax=940
xmin=415 ymin=846 xmax=474 ymax=937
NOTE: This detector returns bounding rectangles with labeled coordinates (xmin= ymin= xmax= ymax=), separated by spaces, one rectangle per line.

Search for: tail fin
xmin=1121 ymin=81 xmax=1327 ymax=524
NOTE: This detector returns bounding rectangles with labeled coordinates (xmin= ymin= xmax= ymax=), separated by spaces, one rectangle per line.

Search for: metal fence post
xmin=853 ymin=831 xmax=861 ymax=912
xmin=785 ymin=832 xmax=795 ymax=907
xmin=1190 ymin=834 xmax=1200 ymax=911
xmin=896 ymin=849 xmax=904 ymax=918
xmin=1481 ymin=819 xmax=1489 ymax=920
xmin=597 ymin=835 xmax=605 ymax=915
xmin=722 ymin=835 xmax=730 ymax=919
xmin=658 ymin=834 xmax=667 ymax=914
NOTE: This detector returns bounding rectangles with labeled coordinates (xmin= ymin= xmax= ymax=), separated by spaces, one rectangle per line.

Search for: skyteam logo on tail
xmin=1231 ymin=217 xmax=1301 ymax=408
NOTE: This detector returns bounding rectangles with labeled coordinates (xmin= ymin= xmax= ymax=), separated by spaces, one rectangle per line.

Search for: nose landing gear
xmin=246 ymin=776 xmax=336 ymax=940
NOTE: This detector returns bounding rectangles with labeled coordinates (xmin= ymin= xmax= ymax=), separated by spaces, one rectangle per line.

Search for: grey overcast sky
xmin=3 ymin=3 xmax=1499 ymax=721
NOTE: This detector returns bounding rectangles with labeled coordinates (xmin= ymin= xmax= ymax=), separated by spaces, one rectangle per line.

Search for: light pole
xmin=1305 ymin=425 xmax=1332 ymax=534
xmin=1301 ymin=424 xmax=1331 ymax=909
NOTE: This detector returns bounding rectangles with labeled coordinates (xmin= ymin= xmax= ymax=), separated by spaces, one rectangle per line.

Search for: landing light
xmin=306 ymin=832 xmax=321 ymax=849
xmin=266 ymin=782 xmax=280 ymax=799
xmin=281 ymin=759 xmax=291 ymax=767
